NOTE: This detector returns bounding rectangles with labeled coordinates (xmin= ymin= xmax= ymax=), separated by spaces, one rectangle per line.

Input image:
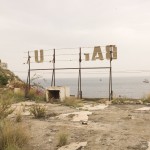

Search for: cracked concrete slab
xmin=81 ymin=104 xmax=108 ymax=111
xmin=58 ymin=142 xmax=87 ymax=150
xmin=136 ymin=107 xmax=150 ymax=111
xmin=58 ymin=111 xmax=92 ymax=122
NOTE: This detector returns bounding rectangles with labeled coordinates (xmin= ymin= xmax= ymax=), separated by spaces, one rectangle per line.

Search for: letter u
xmin=34 ymin=50 xmax=44 ymax=63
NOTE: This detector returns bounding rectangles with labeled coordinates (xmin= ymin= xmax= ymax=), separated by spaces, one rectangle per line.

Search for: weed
xmin=27 ymin=89 xmax=46 ymax=102
xmin=0 ymin=120 xmax=29 ymax=150
xmin=0 ymin=99 xmax=14 ymax=120
xmin=112 ymin=97 xmax=131 ymax=104
xmin=141 ymin=94 xmax=150 ymax=104
xmin=62 ymin=98 xmax=83 ymax=107
xmin=15 ymin=112 xmax=22 ymax=123
xmin=0 ymin=90 xmax=25 ymax=103
xmin=30 ymin=104 xmax=46 ymax=118
xmin=57 ymin=132 xmax=68 ymax=147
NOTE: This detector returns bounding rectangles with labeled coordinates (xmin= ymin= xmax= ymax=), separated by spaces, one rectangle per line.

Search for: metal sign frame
xmin=25 ymin=46 xmax=116 ymax=100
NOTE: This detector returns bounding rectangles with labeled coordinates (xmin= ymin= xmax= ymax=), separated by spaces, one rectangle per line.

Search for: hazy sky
xmin=1 ymin=0 xmax=150 ymax=79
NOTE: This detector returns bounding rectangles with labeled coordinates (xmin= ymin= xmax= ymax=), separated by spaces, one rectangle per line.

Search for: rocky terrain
xmin=9 ymin=101 xmax=150 ymax=150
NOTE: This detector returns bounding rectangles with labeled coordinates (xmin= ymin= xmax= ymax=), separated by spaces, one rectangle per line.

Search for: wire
xmin=24 ymin=45 xmax=115 ymax=53
xmin=56 ymin=53 xmax=79 ymax=56
xmin=56 ymin=59 xmax=78 ymax=61
xmin=12 ymin=69 xmax=150 ymax=74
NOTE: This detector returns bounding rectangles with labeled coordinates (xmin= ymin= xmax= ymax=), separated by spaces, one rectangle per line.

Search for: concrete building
xmin=46 ymin=86 xmax=70 ymax=102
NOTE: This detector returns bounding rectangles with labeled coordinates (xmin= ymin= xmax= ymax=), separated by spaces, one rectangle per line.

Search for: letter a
xmin=92 ymin=46 xmax=104 ymax=61
xmin=35 ymin=49 xmax=44 ymax=63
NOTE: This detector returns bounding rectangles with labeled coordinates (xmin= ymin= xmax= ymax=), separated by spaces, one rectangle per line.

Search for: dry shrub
xmin=142 ymin=94 xmax=150 ymax=104
xmin=0 ymin=99 xmax=14 ymax=120
xmin=10 ymin=81 xmax=25 ymax=89
xmin=0 ymin=90 xmax=25 ymax=103
xmin=15 ymin=112 xmax=22 ymax=123
xmin=13 ymin=91 xmax=25 ymax=102
xmin=29 ymin=104 xmax=46 ymax=118
xmin=27 ymin=89 xmax=46 ymax=102
xmin=0 ymin=120 xmax=29 ymax=150
xmin=111 ymin=97 xmax=133 ymax=104
xmin=62 ymin=98 xmax=83 ymax=107
xmin=57 ymin=132 xmax=68 ymax=147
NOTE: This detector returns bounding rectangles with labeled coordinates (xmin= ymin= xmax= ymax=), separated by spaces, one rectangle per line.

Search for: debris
xmin=58 ymin=142 xmax=87 ymax=150
xmin=82 ymin=121 xmax=88 ymax=125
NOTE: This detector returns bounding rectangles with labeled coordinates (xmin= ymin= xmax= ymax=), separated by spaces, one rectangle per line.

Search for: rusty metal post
xmin=51 ymin=71 xmax=54 ymax=86
xmin=109 ymin=46 xmax=113 ymax=100
xmin=28 ymin=51 xmax=31 ymax=90
xmin=51 ymin=49 xmax=56 ymax=86
xmin=78 ymin=47 xmax=82 ymax=99
xmin=25 ymin=51 xmax=31 ymax=98
xmin=53 ymin=49 xmax=56 ymax=86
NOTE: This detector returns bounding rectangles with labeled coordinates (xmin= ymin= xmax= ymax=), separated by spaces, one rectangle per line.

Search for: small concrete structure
xmin=0 ymin=60 xmax=7 ymax=69
xmin=46 ymin=86 xmax=70 ymax=102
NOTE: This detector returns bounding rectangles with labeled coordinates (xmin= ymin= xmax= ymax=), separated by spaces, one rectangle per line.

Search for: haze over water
xmin=38 ymin=76 xmax=150 ymax=99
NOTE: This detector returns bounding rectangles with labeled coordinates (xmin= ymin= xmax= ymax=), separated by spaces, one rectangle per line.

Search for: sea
xmin=35 ymin=76 xmax=150 ymax=99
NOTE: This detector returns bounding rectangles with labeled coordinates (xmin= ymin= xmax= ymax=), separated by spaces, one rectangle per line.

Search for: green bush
xmin=0 ymin=75 xmax=8 ymax=87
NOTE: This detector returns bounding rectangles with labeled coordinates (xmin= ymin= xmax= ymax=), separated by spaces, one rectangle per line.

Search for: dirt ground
xmin=17 ymin=102 xmax=150 ymax=150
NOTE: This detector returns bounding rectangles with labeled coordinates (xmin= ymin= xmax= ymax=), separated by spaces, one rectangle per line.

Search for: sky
xmin=0 ymin=0 xmax=150 ymax=79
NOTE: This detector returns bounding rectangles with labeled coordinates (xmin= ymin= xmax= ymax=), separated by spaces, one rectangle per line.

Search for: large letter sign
xmin=106 ymin=45 xmax=117 ymax=60
xmin=34 ymin=46 xmax=117 ymax=63
xmin=34 ymin=50 xmax=44 ymax=63
xmin=92 ymin=46 xmax=104 ymax=61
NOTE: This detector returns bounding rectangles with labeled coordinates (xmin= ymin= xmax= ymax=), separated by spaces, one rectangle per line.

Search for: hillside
xmin=0 ymin=67 xmax=23 ymax=88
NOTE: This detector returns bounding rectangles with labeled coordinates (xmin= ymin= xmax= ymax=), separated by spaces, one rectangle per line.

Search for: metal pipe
xmin=79 ymin=47 xmax=82 ymax=99
xmin=109 ymin=46 xmax=113 ymax=100
xmin=30 ymin=67 xmax=110 ymax=71
xmin=28 ymin=51 xmax=31 ymax=90
xmin=53 ymin=49 xmax=56 ymax=86
xmin=110 ymin=50 xmax=113 ymax=100
xmin=51 ymin=70 xmax=54 ymax=86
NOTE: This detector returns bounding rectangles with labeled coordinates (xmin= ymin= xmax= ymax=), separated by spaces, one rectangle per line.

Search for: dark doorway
xmin=48 ymin=90 xmax=60 ymax=100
